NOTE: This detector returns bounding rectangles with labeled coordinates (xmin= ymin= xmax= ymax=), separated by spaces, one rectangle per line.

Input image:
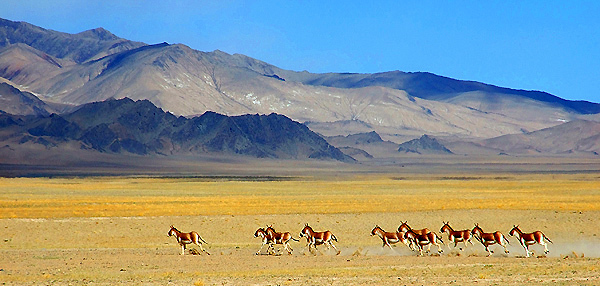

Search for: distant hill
xmin=397 ymin=134 xmax=453 ymax=154
xmin=329 ymin=131 xmax=385 ymax=145
xmin=325 ymin=131 xmax=400 ymax=159
xmin=286 ymin=71 xmax=600 ymax=115
xmin=479 ymin=120 xmax=600 ymax=155
xmin=0 ymin=98 xmax=353 ymax=161
xmin=338 ymin=147 xmax=373 ymax=160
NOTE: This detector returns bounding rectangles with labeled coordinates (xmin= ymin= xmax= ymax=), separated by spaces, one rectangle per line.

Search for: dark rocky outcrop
xmin=0 ymin=97 xmax=353 ymax=161
xmin=397 ymin=134 xmax=453 ymax=154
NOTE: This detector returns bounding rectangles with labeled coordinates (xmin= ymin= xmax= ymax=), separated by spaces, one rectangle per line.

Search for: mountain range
xmin=1 ymin=17 xmax=600 ymax=163
xmin=0 ymin=97 xmax=351 ymax=162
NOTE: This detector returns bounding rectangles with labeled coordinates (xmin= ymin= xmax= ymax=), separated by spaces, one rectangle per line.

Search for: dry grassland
xmin=1 ymin=174 xmax=599 ymax=285
xmin=1 ymin=174 xmax=599 ymax=218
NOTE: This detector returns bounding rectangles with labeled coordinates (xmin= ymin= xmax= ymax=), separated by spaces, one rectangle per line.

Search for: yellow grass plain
xmin=1 ymin=174 xmax=599 ymax=285
xmin=1 ymin=174 xmax=599 ymax=218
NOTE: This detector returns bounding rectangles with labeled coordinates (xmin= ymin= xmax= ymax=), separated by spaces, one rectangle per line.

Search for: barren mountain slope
xmin=0 ymin=82 xmax=57 ymax=116
xmin=480 ymin=120 xmax=600 ymax=155
xmin=283 ymin=70 xmax=600 ymax=115
xmin=5 ymin=41 xmax=549 ymax=139
xmin=0 ymin=18 xmax=144 ymax=63
xmin=1 ymin=18 xmax=599 ymax=141
xmin=0 ymin=44 xmax=67 ymax=86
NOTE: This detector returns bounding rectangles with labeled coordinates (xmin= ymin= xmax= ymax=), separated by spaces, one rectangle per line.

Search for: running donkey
xmin=398 ymin=221 xmax=431 ymax=251
xmin=404 ymin=228 xmax=445 ymax=256
xmin=440 ymin=221 xmax=474 ymax=251
xmin=471 ymin=223 xmax=510 ymax=256
xmin=168 ymin=225 xmax=210 ymax=255
xmin=371 ymin=225 xmax=411 ymax=251
xmin=300 ymin=223 xmax=341 ymax=255
xmin=509 ymin=225 xmax=552 ymax=257
xmin=254 ymin=227 xmax=275 ymax=255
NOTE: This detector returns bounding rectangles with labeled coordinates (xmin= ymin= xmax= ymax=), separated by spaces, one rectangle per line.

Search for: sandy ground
xmin=1 ymin=210 xmax=599 ymax=285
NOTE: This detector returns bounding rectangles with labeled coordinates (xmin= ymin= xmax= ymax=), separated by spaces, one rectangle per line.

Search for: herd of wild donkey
xmin=168 ymin=221 xmax=552 ymax=258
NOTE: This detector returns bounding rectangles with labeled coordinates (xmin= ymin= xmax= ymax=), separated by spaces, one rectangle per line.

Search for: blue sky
xmin=2 ymin=0 xmax=599 ymax=103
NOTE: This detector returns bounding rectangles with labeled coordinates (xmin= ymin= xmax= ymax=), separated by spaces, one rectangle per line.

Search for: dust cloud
xmin=329 ymin=241 xmax=600 ymax=258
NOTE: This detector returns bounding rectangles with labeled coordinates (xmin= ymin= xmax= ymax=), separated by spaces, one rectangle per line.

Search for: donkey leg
xmin=196 ymin=242 xmax=210 ymax=255
xmin=407 ymin=240 xmax=415 ymax=251
xmin=386 ymin=242 xmax=396 ymax=253
xmin=308 ymin=243 xmax=316 ymax=255
xmin=485 ymin=245 xmax=492 ymax=257
xmin=463 ymin=240 xmax=470 ymax=250
xmin=255 ymin=244 xmax=263 ymax=255
xmin=267 ymin=243 xmax=276 ymax=255
xmin=256 ymin=243 xmax=267 ymax=255
xmin=330 ymin=242 xmax=341 ymax=255
xmin=503 ymin=244 xmax=509 ymax=254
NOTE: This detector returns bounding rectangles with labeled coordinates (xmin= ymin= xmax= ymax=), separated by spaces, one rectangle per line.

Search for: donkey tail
xmin=543 ymin=234 xmax=553 ymax=244
xmin=197 ymin=234 xmax=208 ymax=245
xmin=436 ymin=233 xmax=444 ymax=244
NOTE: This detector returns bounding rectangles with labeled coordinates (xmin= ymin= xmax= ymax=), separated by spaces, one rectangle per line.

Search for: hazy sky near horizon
xmin=2 ymin=0 xmax=599 ymax=103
